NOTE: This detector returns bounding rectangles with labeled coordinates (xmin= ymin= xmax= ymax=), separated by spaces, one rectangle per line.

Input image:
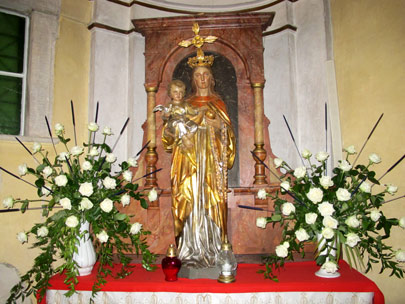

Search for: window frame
xmin=0 ymin=8 xmax=29 ymax=135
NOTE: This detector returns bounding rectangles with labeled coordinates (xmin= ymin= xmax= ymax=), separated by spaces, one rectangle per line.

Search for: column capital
xmin=251 ymin=82 xmax=265 ymax=89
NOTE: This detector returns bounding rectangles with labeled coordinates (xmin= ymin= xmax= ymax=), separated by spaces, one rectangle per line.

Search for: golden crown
xmin=178 ymin=23 xmax=217 ymax=68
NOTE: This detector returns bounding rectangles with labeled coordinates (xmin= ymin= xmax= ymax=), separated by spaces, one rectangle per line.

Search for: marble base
xmin=178 ymin=265 xmax=220 ymax=280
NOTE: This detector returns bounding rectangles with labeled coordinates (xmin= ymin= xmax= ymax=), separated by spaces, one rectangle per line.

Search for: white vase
xmin=315 ymin=234 xmax=340 ymax=278
xmin=73 ymin=220 xmax=97 ymax=276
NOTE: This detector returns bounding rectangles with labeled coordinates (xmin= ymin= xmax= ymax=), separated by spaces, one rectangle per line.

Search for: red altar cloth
xmin=41 ymin=260 xmax=384 ymax=303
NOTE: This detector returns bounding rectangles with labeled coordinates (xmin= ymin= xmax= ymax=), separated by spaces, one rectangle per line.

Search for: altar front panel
xmin=41 ymin=261 xmax=384 ymax=304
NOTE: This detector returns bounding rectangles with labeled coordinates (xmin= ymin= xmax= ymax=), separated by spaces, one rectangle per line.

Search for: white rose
xmin=17 ymin=232 xmax=28 ymax=243
xmin=322 ymin=216 xmax=338 ymax=229
xmin=321 ymin=261 xmax=338 ymax=273
xmin=3 ymin=196 xmax=14 ymax=208
xmin=282 ymin=241 xmax=290 ymax=249
xmin=43 ymin=166 xmax=53 ymax=178
xmin=338 ymin=160 xmax=352 ymax=172
xmin=257 ymin=189 xmax=267 ymax=200
xmin=88 ymin=122 xmax=99 ymax=132
xmin=281 ymin=202 xmax=295 ymax=216
xmin=316 ymin=151 xmax=329 ymax=162
xmin=37 ymin=226 xmax=49 ymax=237
xmin=79 ymin=197 xmax=93 ymax=210
xmin=293 ymin=166 xmax=306 ymax=179
xmin=344 ymin=145 xmax=356 ymax=155
xmin=106 ymin=153 xmax=117 ymax=163
xmin=306 ymin=188 xmax=323 ymax=204
xmin=102 ymin=126 xmax=113 ymax=136
xmin=345 ymin=215 xmax=360 ymax=228
xmin=55 ymin=174 xmax=68 ymax=187
xmin=97 ymin=230 xmax=109 ymax=243
xmin=130 ymin=222 xmax=143 ymax=235
xmin=148 ymin=188 xmax=158 ymax=202
xmin=55 ymin=123 xmax=64 ymax=135
xmin=58 ymin=152 xmax=70 ymax=162
xmin=41 ymin=186 xmax=51 ymax=197
xmin=321 ymin=227 xmax=335 ymax=239
xmin=100 ymin=198 xmax=113 ymax=213
xmin=32 ymin=142 xmax=42 ymax=153
xmin=280 ymin=181 xmax=290 ymax=193
xmin=82 ymin=161 xmax=93 ymax=171
xmin=305 ymin=213 xmax=318 ymax=225
xmin=89 ymin=147 xmax=99 ymax=156
xmin=320 ymin=176 xmax=334 ymax=189
xmin=386 ymin=184 xmax=398 ymax=195
xmin=395 ymin=250 xmax=405 ymax=262
xmin=127 ymin=157 xmax=138 ymax=167
xmin=302 ymin=149 xmax=312 ymax=159
xmin=103 ymin=176 xmax=117 ymax=189
xmin=18 ymin=163 xmax=28 ymax=176
xmin=399 ymin=217 xmax=405 ymax=229
xmin=121 ymin=194 xmax=131 ymax=206
xmin=59 ymin=197 xmax=72 ymax=210
xmin=336 ymin=188 xmax=351 ymax=201
xmin=70 ymin=146 xmax=84 ymax=156
xmin=275 ymin=243 xmax=289 ymax=258
xmin=295 ymin=228 xmax=310 ymax=242
xmin=368 ymin=209 xmax=381 ymax=222
xmin=318 ymin=201 xmax=335 ymax=217
xmin=369 ymin=153 xmax=381 ymax=164
xmin=79 ymin=182 xmax=94 ymax=197
xmin=359 ymin=182 xmax=371 ymax=193
xmin=256 ymin=217 xmax=267 ymax=229
xmin=346 ymin=233 xmax=361 ymax=247
xmin=65 ymin=215 xmax=79 ymax=228
xmin=123 ymin=170 xmax=133 ymax=182
xmin=274 ymin=158 xmax=283 ymax=169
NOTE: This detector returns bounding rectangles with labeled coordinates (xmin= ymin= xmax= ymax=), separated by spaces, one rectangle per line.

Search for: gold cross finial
xmin=178 ymin=23 xmax=218 ymax=68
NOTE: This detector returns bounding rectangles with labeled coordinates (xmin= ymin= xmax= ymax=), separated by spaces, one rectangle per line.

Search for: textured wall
xmin=331 ymin=0 xmax=405 ymax=302
xmin=0 ymin=0 xmax=92 ymax=299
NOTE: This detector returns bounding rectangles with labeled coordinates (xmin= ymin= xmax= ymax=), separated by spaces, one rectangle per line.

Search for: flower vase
xmin=315 ymin=234 xmax=340 ymax=278
xmin=73 ymin=221 xmax=96 ymax=276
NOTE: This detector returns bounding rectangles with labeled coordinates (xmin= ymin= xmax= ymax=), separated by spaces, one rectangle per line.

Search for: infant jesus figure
xmin=154 ymin=79 xmax=202 ymax=150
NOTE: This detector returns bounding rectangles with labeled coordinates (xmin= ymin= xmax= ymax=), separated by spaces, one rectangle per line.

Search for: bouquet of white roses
xmin=2 ymin=121 xmax=157 ymax=303
xmin=256 ymin=146 xmax=405 ymax=281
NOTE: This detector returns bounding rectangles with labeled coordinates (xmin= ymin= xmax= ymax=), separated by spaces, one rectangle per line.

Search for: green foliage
xmin=257 ymin=149 xmax=404 ymax=281
xmin=6 ymin=122 xmax=156 ymax=303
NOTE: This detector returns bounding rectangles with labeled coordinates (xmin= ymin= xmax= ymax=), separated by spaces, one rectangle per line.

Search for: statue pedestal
xmin=178 ymin=266 xmax=220 ymax=280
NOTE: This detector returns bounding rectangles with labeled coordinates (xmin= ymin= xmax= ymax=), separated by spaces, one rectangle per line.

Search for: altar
xmin=41 ymin=261 xmax=384 ymax=304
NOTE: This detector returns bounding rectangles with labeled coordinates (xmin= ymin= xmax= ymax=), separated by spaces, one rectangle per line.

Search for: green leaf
xmin=140 ymin=198 xmax=148 ymax=209
xmin=114 ymin=213 xmax=127 ymax=221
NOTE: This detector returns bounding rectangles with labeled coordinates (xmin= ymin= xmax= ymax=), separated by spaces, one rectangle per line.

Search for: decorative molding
xmin=88 ymin=22 xmax=135 ymax=34
xmin=107 ymin=0 xmax=298 ymax=14
xmin=262 ymin=24 xmax=297 ymax=36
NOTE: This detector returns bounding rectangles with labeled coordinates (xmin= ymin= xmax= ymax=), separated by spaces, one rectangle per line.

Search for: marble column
xmin=252 ymin=82 xmax=267 ymax=185
xmin=144 ymin=86 xmax=158 ymax=187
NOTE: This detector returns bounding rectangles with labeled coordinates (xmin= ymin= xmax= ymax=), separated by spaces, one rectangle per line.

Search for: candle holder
xmin=162 ymin=244 xmax=181 ymax=281
xmin=216 ymin=237 xmax=237 ymax=283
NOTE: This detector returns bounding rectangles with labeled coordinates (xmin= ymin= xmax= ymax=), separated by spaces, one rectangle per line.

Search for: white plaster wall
xmin=25 ymin=11 xmax=59 ymax=137
xmin=294 ymin=0 xmax=330 ymax=156
xmin=127 ymin=32 xmax=147 ymax=157
xmin=264 ymin=30 xmax=300 ymax=169
xmin=88 ymin=28 xmax=130 ymax=165
xmin=93 ymin=0 xmax=131 ymax=30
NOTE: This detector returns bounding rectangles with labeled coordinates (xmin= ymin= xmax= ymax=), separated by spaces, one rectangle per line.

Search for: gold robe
xmin=162 ymin=95 xmax=236 ymax=268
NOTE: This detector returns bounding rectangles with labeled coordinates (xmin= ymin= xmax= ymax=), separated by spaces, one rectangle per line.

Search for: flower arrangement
xmin=256 ymin=146 xmax=405 ymax=281
xmin=1 ymin=119 xmax=157 ymax=303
